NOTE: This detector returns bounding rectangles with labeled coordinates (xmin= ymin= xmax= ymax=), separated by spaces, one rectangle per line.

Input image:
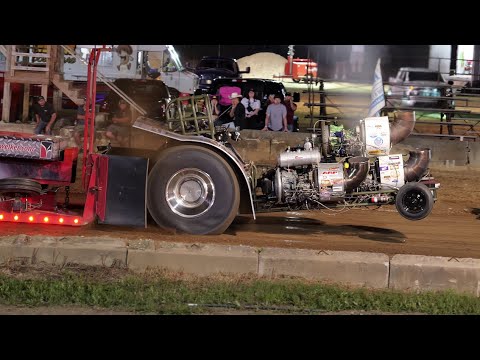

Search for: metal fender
xmin=132 ymin=116 xmax=256 ymax=219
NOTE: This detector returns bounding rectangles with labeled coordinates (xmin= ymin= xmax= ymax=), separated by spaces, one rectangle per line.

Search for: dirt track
xmin=1 ymin=167 xmax=479 ymax=259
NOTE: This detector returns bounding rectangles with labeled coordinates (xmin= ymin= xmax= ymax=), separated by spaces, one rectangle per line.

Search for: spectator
xmin=74 ymin=97 xmax=86 ymax=148
xmin=105 ymin=99 xmax=132 ymax=147
xmin=163 ymin=57 xmax=176 ymax=72
xmin=266 ymin=93 xmax=275 ymax=107
xmin=228 ymin=92 xmax=246 ymax=130
xmin=209 ymin=95 xmax=228 ymax=128
xmin=283 ymin=92 xmax=298 ymax=132
xmin=209 ymin=95 xmax=221 ymax=121
xmin=33 ymin=96 xmax=57 ymax=135
xmin=241 ymin=88 xmax=261 ymax=129
xmin=263 ymin=94 xmax=287 ymax=132
xmin=262 ymin=93 xmax=275 ymax=116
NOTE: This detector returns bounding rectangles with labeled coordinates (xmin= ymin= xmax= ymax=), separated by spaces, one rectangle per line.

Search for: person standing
xmin=105 ymin=99 xmax=132 ymax=147
xmin=241 ymin=88 xmax=261 ymax=129
xmin=283 ymin=92 xmax=297 ymax=132
xmin=228 ymin=92 xmax=246 ymax=130
xmin=263 ymin=94 xmax=287 ymax=132
xmin=33 ymin=96 xmax=57 ymax=135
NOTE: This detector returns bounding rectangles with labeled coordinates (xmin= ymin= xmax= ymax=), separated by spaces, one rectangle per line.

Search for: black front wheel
xmin=147 ymin=145 xmax=240 ymax=235
xmin=395 ymin=182 xmax=434 ymax=220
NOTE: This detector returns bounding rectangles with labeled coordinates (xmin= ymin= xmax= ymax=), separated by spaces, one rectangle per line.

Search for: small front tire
xmin=395 ymin=182 xmax=434 ymax=220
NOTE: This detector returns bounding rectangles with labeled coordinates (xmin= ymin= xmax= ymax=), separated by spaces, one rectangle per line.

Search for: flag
xmin=367 ymin=58 xmax=386 ymax=117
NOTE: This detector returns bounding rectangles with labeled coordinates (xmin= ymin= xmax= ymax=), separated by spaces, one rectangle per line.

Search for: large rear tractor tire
xmin=395 ymin=182 xmax=434 ymax=220
xmin=147 ymin=145 xmax=240 ymax=235
xmin=0 ymin=178 xmax=43 ymax=196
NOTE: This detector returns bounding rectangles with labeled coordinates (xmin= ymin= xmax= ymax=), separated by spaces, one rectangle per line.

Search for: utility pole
xmin=217 ymin=45 xmax=221 ymax=57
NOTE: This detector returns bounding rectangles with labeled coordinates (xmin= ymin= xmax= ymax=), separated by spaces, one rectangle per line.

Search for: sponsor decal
xmin=0 ymin=143 xmax=37 ymax=153
xmin=40 ymin=141 xmax=53 ymax=159
xmin=374 ymin=137 xmax=384 ymax=146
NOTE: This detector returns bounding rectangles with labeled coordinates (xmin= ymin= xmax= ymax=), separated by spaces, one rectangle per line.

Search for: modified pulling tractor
xmin=0 ymin=47 xmax=440 ymax=235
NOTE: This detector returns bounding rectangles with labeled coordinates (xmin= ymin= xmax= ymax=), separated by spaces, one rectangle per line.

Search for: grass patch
xmin=0 ymin=265 xmax=479 ymax=314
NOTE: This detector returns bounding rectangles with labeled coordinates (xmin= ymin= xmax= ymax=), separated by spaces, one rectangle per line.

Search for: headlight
xmin=206 ymin=80 xmax=212 ymax=84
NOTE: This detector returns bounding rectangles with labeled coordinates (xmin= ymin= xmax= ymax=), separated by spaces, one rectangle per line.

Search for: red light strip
xmin=0 ymin=211 xmax=83 ymax=226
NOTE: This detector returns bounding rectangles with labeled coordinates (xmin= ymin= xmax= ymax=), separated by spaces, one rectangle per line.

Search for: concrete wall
xmin=1 ymin=122 xmax=478 ymax=168
xmin=235 ymin=130 xmax=480 ymax=168
xmin=3 ymin=235 xmax=480 ymax=296
xmin=393 ymin=136 xmax=480 ymax=167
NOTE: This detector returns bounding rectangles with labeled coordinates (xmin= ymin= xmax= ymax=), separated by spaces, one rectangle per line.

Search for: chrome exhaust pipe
xmin=404 ymin=148 xmax=431 ymax=182
xmin=390 ymin=111 xmax=416 ymax=145
xmin=344 ymin=156 xmax=370 ymax=192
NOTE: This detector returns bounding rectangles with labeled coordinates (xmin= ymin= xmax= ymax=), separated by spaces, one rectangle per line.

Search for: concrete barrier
xmin=2 ymin=121 xmax=478 ymax=167
xmin=4 ymin=233 xmax=480 ymax=297
xmin=258 ymin=248 xmax=389 ymax=289
xmin=392 ymin=137 xmax=480 ymax=167
xmin=390 ymin=254 xmax=480 ymax=296
xmin=127 ymin=240 xmax=259 ymax=275
xmin=0 ymin=235 xmax=127 ymax=267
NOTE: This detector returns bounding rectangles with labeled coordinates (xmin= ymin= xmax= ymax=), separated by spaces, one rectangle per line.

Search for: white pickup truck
xmin=387 ymin=67 xmax=447 ymax=108
xmin=63 ymin=45 xmax=199 ymax=95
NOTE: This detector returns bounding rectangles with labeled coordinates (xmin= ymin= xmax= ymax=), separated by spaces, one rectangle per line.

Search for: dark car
xmin=194 ymin=56 xmax=250 ymax=91
xmin=201 ymin=78 xmax=300 ymax=130
xmin=100 ymin=78 xmax=173 ymax=120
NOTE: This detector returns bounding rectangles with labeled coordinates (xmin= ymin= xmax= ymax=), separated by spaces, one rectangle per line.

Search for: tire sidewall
xmin=147 ymin=146 xmax=240 ymax=234
xmin=395 ymin=182 xmax=434 ymax=220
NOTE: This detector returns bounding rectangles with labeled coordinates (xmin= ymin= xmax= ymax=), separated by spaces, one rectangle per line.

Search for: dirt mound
xmin=237 ymin=52 xmax=287 ymax=79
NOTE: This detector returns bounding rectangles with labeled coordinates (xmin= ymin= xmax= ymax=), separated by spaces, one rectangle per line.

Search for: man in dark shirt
xmin=33 ymin=96 xmax=57 ymax=135
xmin=284 ymin=92 xmax=298 ymax=132
xmin=228 ymin=92 xmax=246 ymax=130
xmin=106 ymin=99 xmax=132 ymax=147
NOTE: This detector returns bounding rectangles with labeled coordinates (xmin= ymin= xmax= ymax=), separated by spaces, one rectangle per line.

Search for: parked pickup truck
xmin=387 ymin=67 xmax=447 ymax=108
xmin=194 ymin=56 xmax=250 ymax=91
